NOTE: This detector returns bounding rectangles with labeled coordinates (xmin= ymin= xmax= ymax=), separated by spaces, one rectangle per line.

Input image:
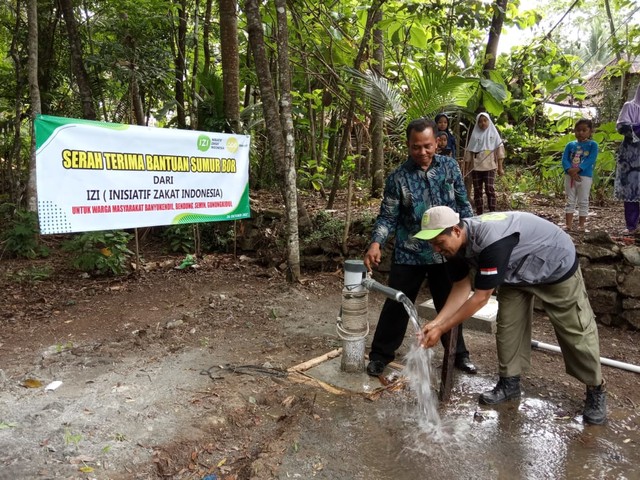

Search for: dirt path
xmin=1 ymin=247 xmax=640 ymax=479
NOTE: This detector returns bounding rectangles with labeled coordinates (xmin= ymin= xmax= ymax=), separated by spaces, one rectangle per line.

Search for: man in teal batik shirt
xmin=364 ymin=118 xmax=476 ymax=376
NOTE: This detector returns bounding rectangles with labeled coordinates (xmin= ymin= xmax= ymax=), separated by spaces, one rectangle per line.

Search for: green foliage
xmin=498 ymin=121 xmax=622 ymax=204
xmin=63 ymin=231 xmax=133 ymax=276
xmin=297 ymin=158 xmax=326 ymax=191
xmin=197 ymin=70 xmax=228 ymax=132
xmin=200 ymin=222 xmax=235 ymax=252
xmin=160 ymin=223 xmax=235 ymax=253
xmin=1 ymin=210 xmax=49 ymax=259
xmin=161 ymin=225 xmax=195 ymax=253
xmin=302 ymin=210 xmax=345 ymax=247
xmin=8 ymin=265 xmax=53 ymax=283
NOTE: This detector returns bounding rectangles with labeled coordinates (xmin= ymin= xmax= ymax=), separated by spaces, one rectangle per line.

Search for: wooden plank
xmin=287 ymin=348 xmax=342 ymax=373
xmin=287 ymin=371 xmax=347 ymax=395
xmin=439 ymin=326 xmax=458 ymax=402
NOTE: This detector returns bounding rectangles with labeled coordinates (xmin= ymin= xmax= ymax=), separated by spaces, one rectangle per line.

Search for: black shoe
xmin=479 ymin=376 xmax=521 ymax=405
xmin=455 ymin=355 xmax=478 ymax=374
xmin=366 ymin=360 xmax=386 ymax=376
xmin=583 ymin=383 xmax=607 ymax=425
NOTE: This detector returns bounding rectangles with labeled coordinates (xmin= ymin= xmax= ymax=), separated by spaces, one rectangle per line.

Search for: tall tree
xmin=190 ymin=0 xmax=200 ymax=128
xmin=219 ymin=0 xmax=240 ymax=133
xmin=482 ymin=0 xmax=508 ymax=76
xmin=59 ymin=0 xmax=96 ymax=119
xmin=370 ymin=7 xmax=384 ymax=198
xmin=27 ymin=0 xmax=41 ymax=212
xmin=202 ymin=0 xmax=213 ymax=77
xmin=327 ymin=0 xmax=385 ymax=209
xmin=245 ymin=0 xmax=300 ymax=281
xmin=173 ymin=0 xmax=188 ymax=128
xmin=275 ymin=0 xmax=301 ymax=279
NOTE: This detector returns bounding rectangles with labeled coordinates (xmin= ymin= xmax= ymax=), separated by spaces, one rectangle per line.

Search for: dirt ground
xmin=1 ymin=193 xmax=640 ymax=479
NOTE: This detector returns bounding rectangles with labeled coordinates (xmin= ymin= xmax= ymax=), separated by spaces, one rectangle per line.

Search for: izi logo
xmin=197 ymin=135 xmax=211 ymax=152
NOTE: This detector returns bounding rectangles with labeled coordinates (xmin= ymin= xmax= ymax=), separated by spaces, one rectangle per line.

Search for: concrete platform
xmin=303 ymin=355 xmax=401 ymax=394
xmin=418 ymin=295 xmax=498 ymax=334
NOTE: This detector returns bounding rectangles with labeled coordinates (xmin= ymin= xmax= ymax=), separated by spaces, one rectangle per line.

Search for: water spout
xmin=361 ymin=278 xmax=422 ymax=339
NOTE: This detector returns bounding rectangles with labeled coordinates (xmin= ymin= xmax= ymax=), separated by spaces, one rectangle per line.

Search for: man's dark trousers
xmin=369 ymin=262 xmax=468 ymax=364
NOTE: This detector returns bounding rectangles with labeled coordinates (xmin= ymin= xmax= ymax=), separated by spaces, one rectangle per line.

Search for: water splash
xmin=398 ymin=294 xmax=469 ymax=444
xmin=398 ymin=294 xmax=441 ymax=427
xmin=404 ymin=343 xmax=441 ymax=425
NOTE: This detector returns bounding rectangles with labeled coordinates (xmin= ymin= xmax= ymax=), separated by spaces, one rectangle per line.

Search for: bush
xmin=161 ymin=225 xmax=195 ymax=253
xmin=63 ymin=230 xmax=133 ymax=275
xmin=1 ymin=209 xmax=50 ymax=259
xmin=8 ymin=265 xmax=53 ymax=283
xmin=302 ymin=210 xmax=345 ymax=247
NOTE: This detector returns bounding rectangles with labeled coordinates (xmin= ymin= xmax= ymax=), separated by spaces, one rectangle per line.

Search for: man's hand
xmin=363 ymin=243 xmax=382 ymax=271
xmin=420 ymin=320 xmax=443 ymax=349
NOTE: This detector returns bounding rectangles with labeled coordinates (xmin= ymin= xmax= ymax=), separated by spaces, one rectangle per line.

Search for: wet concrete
xmin=282 ymin=357 xmax=640 ymax=479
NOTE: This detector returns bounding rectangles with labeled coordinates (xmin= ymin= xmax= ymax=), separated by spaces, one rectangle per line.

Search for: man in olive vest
xmin=415 ymin=206 xmax=606 ymax=425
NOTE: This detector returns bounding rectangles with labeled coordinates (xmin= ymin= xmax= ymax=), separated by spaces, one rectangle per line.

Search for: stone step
xmin=417 ymin=295 xmax=498 ymax=334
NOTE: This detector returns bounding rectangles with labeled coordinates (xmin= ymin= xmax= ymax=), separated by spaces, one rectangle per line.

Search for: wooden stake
xmin=287 ymin=348 xmax=342 ymax=372
xmin=134 ymin=228 xmax=141 ymax=274
xmin=439 ymin=325 xmax=459 ymax=402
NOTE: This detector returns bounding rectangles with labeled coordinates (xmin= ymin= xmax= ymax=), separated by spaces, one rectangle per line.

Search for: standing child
xmin=436 ymin=131 xmax=452 ymax=156
xmin=464 ymin=112 xmax=505 ymax=214
xmin=435 ymin=113 xmax=456 ymax=158
xmin=562 ymin=118 xmax=598 ymax=231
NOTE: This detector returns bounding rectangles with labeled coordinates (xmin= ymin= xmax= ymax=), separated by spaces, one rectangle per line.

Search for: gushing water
xmin=399 ymin=295 xmax=422 ymax=341
xmin=403 ymin=343 xmax=441 ymax=426
xmin=398 ymin=294 xmax=469 ymax=445
xmin=398 ymin=295 xmax=440 ymax=424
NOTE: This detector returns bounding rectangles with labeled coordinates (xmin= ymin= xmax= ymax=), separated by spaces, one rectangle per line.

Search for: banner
xmin=35 ymin=115 xmax=251 ymax=234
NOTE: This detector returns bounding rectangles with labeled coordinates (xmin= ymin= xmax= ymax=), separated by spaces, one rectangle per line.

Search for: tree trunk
xmin=603 ymin=0 xmax=627 ymax=108
xmin=202 ymin=0 xmax=212 ymax=76
xmin=219 ymin=0 xmax=240 ymax=133
xmin=245 ymin=0 xmax=300 ymax=281
xmin=130 ymin=73 xmax=146 ymax=126
xmin=327 ymin=0 xmax=384 ymax=209
xmin=275 ymin=0 xmax=303 ymax=277
xmin=36 ymin=4 xmax=60 ymax=116
xmin=59 ymin=0 xmax=96 ymax=119
xmin=27 ymin=0 xmax=41 ymax=212
xmin=82 ymin=0 xmax=107 ymax=120
xmin=173 ymin=0 xmax=188 ymax=129
xmin=7 ymin=1 xmax=24 ymax=204
xmin=370 ymin=8 xmax=384 ymax=198
xmin=482 ymin=0 xmax=508 ymax=76
xmin=191 ymin=0 xmax=200 ymax=129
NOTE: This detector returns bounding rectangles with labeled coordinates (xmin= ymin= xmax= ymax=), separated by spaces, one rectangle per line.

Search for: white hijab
xmin=617 ymin=85 xmax=640 ymax=125
xmin=467 ymin=112 xmax=502 ymax=152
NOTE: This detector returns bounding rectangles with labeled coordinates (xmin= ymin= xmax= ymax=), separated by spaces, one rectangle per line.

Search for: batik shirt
xmin=370 ymin=155 xmax=473 ymax=265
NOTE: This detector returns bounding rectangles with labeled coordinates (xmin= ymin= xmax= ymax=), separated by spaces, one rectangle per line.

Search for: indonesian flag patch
xmin=480 ymin=267 xmax=498 ymax=275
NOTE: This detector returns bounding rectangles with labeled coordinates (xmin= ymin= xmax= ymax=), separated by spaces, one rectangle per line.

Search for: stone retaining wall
xmin=578 ymin=231 xmax=640 ymax=330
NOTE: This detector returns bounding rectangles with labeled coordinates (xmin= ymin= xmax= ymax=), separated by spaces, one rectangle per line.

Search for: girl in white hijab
xmin=464 ymin=112 xmax=505 ymax=214
xmin=614 ymin=84 xmax=640 ymax=234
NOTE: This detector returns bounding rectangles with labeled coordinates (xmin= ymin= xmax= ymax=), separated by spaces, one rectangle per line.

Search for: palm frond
xmin=343 ymin=67 xmax=405 ymax=118
xmin=406 ymin=69 xmax=478 ymax=120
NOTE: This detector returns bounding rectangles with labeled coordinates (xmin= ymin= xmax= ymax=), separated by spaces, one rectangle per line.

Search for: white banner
xmin=35 ymin=115 xmax=251 ymax=234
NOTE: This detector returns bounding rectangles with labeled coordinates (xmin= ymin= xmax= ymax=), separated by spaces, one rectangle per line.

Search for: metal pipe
xmin=531 ymin=340 xmax=640 ymax=374
xmin=361 ymin=278 xmax=421 ymax=337
xmin=361 ymin=278 xmax=404 ymax=302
